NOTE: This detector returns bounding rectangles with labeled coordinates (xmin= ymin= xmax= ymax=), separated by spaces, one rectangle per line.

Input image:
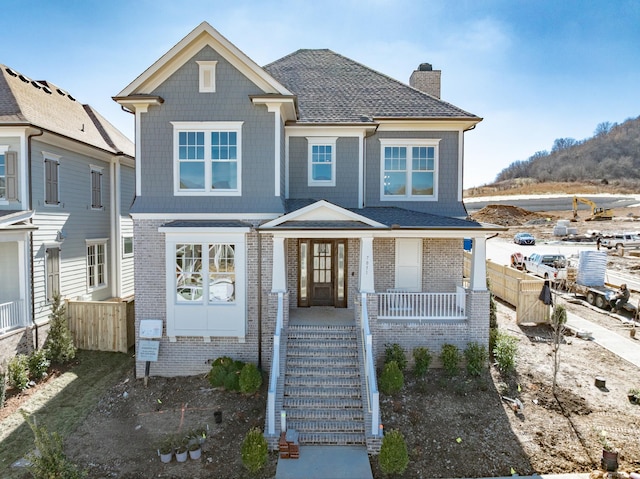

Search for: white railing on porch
xmin=359 ymin=293 xmax=381 ymax=436
xmin=267 ymin=293 xmax=284 ymax=435
xmin=0 ymin=300 xmax=25 ymax=334
xmin=377 ymin=286 xmax=467 ymax=320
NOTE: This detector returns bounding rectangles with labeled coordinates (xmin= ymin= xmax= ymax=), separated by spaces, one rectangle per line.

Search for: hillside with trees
xmin=492 ymin=115 xmax=640 ymax=187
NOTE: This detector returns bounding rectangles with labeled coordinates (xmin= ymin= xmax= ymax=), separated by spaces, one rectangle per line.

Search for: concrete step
xmin=286 ymin=356 xmax=358 ymax=369
xmin=284 ymin=386 xmax=361 ymax=399
xmin=287 ymin=330 xmax=357 ymax=340
xmin=283 ymin=396 xmax=363 ymax=409
xmin=285 ymin=366 xmax=360 ymax=378
xmin=285 ymin=408 xmax=364 ymax=422
xmin=285 ymin=375 xmax=360 ymax=388
xmin=286 ymin=347 xmax=358 ymax=358
xmin=297 ymin=432 xmax=366 ymax=446
xmin=287 ymin=339 xmax=357 ymax=349
xmin=288 ymin=420 xmax=365 ymax=434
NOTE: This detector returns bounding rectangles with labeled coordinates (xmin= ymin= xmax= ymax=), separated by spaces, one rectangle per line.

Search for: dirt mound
xmin=472 ymin=204 xmax=552 ymax=226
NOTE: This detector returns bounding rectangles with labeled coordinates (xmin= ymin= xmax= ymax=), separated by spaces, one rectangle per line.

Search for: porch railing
xmin=359 ymin=293 xmax=381 ymax=436
xmin=0 ymin=300 xmax=25 ymax=334
xmin=377 ymin=286 xmax=467 ymax=320
xmin=267 ymin=293 xmax=284 ymax=435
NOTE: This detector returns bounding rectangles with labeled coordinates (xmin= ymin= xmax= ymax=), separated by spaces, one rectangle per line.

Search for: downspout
xmin=28 ymin=127 xmax=44 ymax=349
xmin=256 ymin=227 xmax=262 ymax=369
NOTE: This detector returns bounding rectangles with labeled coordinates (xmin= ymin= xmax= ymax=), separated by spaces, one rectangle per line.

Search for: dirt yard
xmin=2 ymin=197 xmax=639 ymax=478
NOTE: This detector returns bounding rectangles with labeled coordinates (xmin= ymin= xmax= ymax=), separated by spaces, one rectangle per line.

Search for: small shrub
xmin=46 ymin=293 xmax=76 ymax=364
xmin=384 ymin=343 xmax=407 ymax=371
xmin=239 ymin=363 xmax=262 ymax=394
xmin=0 ymin=368 xmax=6 ymax=408
xmin=440 ymin=344 xmax=461 ymax=377
xmin=241 ymin=427 xmax=268 ymax=473
xmin=22 ymin=411 xmax=86 ymax=478
xmin=378 ymin=360 xmax=404 ymax=395
xmin=413 ymin=346 xmax=432 ymax=377
xmin=378 ymin=429 xmax=409 ymax=475
xmin=209 ymin=356 xmax=244 ymax=391
xmin=8 ymin=354 xmax=30 ymax=391
xmin=28 ymin=349 xmax=51 ymax=382
xmin=464 ymin=342 xmax=488 ymax=376
xmin=489 ymin=328 xmax=499 ymax=357
xmin=493 ymin=331 xmax=519 ymax=373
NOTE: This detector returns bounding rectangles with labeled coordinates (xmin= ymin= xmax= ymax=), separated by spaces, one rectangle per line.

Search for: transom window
xmin=307 ymin=137 xmax=337 ymax=186
xmin=172 ymin=121 xmax=243 ymax=195
xmin=175 ymin=243 xmax=236 ymax=303
xmin=87 ymin=241 xmax=107 ymax=290
xmin=380 ymin=139 xmax=440 ymax=200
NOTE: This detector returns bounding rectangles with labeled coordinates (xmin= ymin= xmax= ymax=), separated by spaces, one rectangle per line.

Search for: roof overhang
xmin=261 ymin=200 xmax=387 ymax=229
xmin=116 ymin=21 xmax=293 ymax=97
xmin=0 ymin=210 xmax=37 ymax=230
xmin=112 ymin=95 xmax=164 ymax=113
xmin=374 ymin=118 xmax=482 ymax=131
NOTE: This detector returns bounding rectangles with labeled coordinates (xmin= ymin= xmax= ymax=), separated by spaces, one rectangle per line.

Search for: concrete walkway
xmin=275 ymin=445 xmax=373 ymax=479
xmin=566 ymin=310 xmax=640 ymax=367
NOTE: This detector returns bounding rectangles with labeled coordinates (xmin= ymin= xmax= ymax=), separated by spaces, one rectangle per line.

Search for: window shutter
xmin=91 ymin=170 xmax=102 ymax=208
xmin=46 ymin=247 xmax=60 ymax=302
xmin=45 ymin=159 xmax=59 ymax=205
xmin=5 ymin=151 xmax=17 ymax=200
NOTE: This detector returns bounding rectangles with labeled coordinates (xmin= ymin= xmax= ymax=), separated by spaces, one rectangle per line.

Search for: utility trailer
xmin=567 ymin=250 xmax=637 ymax=315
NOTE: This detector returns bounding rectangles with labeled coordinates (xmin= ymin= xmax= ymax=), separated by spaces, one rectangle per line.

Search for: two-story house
xmin=0 ymin=64 xmax=135 ymax=363
xmin=115 ymin=22 xmax=501 ymax=450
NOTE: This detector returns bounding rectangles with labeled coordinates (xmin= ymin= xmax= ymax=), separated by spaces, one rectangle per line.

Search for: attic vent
xmin=18 ymin=74 xmax=30 ymax=83
xmin=31 ymin=81 xmax=41 ymax=89
xmin=5 ymin=67 xmax=17 ymax=77
xmin=42 ymin=86 xmax=52 ymax=94
xmin=67 ymin=94 xmax=76 ymax=101
xmin=56 ymin=88 xmax=66 ymax=96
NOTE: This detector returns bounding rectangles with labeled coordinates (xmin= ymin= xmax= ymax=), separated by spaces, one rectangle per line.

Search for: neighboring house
xmin=0 ymin=64 xmax=135 ymax=363
xmin=114 ymin=22 xmax=501 ymax=450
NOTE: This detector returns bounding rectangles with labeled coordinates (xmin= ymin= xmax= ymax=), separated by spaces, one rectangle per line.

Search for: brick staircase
xmin=283 ymin=323 xmax=366 ymax=445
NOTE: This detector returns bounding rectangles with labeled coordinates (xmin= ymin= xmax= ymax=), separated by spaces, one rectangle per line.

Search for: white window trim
xmin=122 ymin=235 xmax=134 ymax=258
xmin=171 ymin=121 xmax=243 ymax=196
xmin=43 ymin=151 xmax=61 ymax=207
xmin=90 ymin=164 xmax=104 ymax=210
xmin=0 ymin=145 xmax=8 ymax=204
xmin=379 ymin=138 xmax=440 ymax=202
xmin=86 ymin=238 xmax=108 ymax=292
xmin=197 ymin=61 xmax=218 ymax=93
xmin=307 ymin=137 xmax=337 ymax=187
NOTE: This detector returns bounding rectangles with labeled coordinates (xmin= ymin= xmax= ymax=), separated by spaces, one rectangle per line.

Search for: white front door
xmin=395 ymin=238 xmax=422 ymax=291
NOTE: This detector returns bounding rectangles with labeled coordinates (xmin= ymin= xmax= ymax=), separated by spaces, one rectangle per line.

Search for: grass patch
xmin=0 ymin=350 xmax=132 ymax=478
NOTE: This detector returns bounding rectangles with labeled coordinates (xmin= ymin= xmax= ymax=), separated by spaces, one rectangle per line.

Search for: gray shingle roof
xmin=0 ymin=65 xmax=133 ymax=157
xmin=263 ymin=49 xmax=479 ymax=123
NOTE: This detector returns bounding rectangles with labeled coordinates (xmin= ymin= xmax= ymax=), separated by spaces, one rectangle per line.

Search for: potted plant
xmin=628 ymin=387 xmax=640 ymax=404
xmin=157 ymin=435 xmax=174 ymax=463
xmin=188 ymin=441 xmax=202 ymax=460
xmin=599 ymin=430 xmax=618 ymax=472
xmin=175 ymin=435 xmax=189 ymax=463
xmin=194 ymin=425 xmax=208 ymax=445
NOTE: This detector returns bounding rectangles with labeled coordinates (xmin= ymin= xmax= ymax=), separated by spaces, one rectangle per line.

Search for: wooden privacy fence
xmin=464 ymin=252 xmax=550 ymax=324
xmin=66 ymin=298 xmax=135 ymax=353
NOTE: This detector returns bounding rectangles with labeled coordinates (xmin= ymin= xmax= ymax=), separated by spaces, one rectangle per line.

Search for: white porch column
xmin=359 ymin=236 xmax=375 ymax=293
xmin=470 ymin=236 xmax=487 ymax=291
xmin=271 ymin=236 xmax=287 ymax=292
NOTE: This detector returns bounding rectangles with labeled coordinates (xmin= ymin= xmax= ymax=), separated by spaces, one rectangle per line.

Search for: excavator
xmin=571 ymin=196 xmax=613 ymax=221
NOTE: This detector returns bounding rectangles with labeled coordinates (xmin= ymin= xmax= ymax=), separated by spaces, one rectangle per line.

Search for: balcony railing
xmin=0 ymin=300 xmax=25 ymax=334
xmin=377 ymin=287 xmax=467 ymax=320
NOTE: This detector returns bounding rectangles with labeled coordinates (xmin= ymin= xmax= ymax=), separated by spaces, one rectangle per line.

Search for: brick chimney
xmin=409 ymin=63 xmax=441 ymax=99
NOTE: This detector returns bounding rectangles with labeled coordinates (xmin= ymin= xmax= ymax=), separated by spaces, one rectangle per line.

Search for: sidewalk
xmin=566 ymin=310 xmax=640 ymax=367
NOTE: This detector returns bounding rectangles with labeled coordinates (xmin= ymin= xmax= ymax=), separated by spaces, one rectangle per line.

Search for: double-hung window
xmin=307 ymin=137 xmax=337 ymax=186
xmin=87 ymin=240 xmax=107 ymax=290
xmin=172 ymin=122 xmax=243 ymax=195
xmin=44 ymin=152 xmax=61 ymax=205
xmin=380 ymin=139 xmax=440 ymax=200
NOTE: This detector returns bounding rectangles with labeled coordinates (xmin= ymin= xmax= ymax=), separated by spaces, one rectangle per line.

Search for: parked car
xmin=514 ymin=232 xmax=536 ymax=245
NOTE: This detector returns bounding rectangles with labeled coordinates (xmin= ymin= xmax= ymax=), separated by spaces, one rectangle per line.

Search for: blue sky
xmin=3 ymin=0 xmax=639 ymax=187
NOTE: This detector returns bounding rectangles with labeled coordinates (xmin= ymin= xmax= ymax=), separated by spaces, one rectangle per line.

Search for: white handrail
xmin=360 ymin=293 xmax=380 ymax=436
xmin=267 ymin=293 xmax=284 ymax=435
xmin=377 ymin=291 xmax=467 ymax=320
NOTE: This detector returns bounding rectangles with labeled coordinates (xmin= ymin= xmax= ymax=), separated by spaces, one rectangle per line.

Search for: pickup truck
xmin=601 ymin=232 xmax=640 ymax=251
xmin=523 ymin=253 xmax=567 ymax=282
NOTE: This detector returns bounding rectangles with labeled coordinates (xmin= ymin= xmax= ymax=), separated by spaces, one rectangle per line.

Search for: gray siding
xmin=120 ymin=164 xmax=135 ymax=297
xmin=288 ymin=137 xmax=360 ymax=207
xmin=364 ymin=130 xmax=465 ymax=217
xmin=136 ymin=45 xmax=283 ymax=214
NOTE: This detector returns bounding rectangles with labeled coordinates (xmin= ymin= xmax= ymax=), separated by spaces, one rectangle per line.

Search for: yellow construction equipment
xmin=572 ymin=196 xmax=613 ymax=221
